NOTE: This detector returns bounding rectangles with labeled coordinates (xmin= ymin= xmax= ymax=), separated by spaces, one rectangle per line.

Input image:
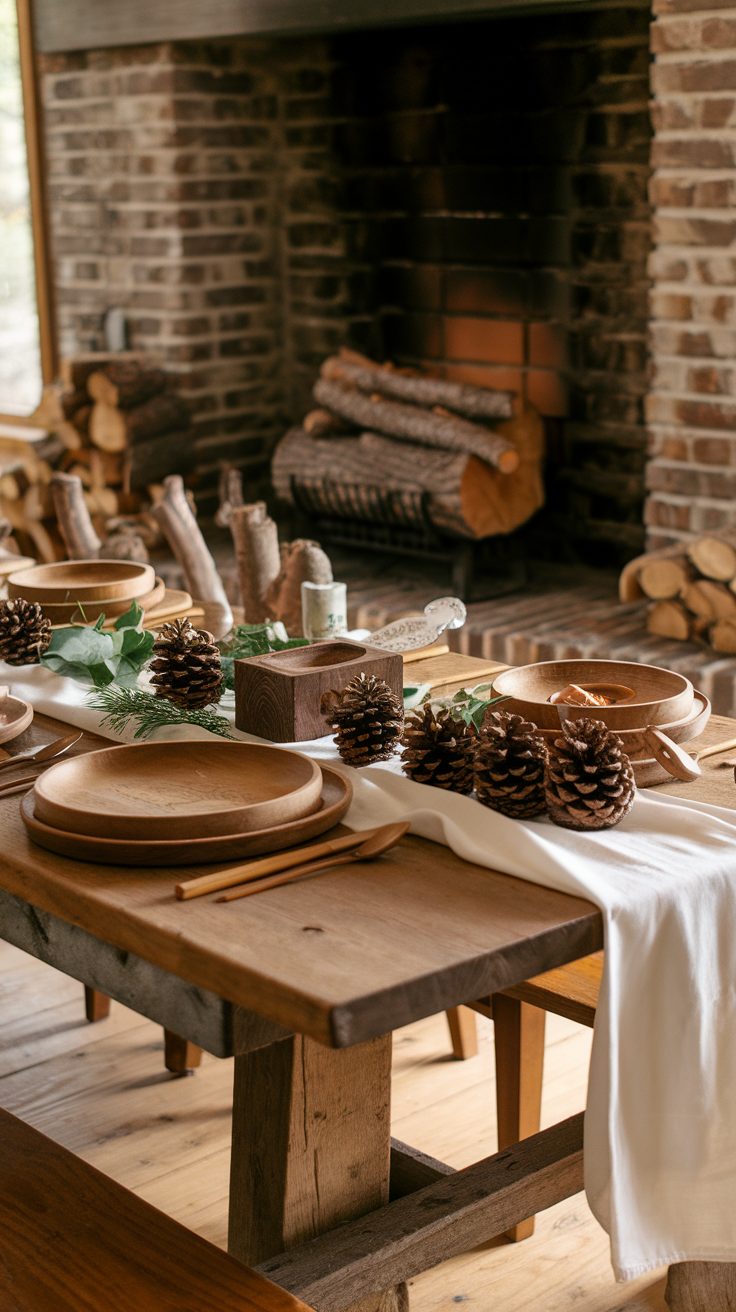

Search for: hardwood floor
xmin=0 ymin=941 xmax=666 ymax=1310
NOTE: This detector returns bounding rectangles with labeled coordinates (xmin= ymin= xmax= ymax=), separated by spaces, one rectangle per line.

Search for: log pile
xmin=13 ymin=354 xmax=194 ymax=561
xmin=619 ymin=535 xmax=736 ymax=652
xmin=272 ymin=349 xmax=544 ymax=540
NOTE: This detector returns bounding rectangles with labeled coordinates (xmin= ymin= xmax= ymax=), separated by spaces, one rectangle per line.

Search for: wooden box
xmin=234 ymin=639 xmax=404 ymax=743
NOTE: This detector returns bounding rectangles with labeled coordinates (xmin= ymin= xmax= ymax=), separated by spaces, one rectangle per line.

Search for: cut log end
xmin=497 ymin=449 xmax=520 ymax=476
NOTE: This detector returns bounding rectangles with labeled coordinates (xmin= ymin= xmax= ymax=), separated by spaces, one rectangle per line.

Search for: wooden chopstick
xmin=0 ymin=775 xmax=40 ymax=798
xmin=175 ymin=827 xmax=378 ymax=901
xmin=215 ymin=851 xmax=356 ymax=902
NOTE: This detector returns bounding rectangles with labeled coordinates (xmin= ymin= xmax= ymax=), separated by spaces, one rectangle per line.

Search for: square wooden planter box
xmin=234 ymin=639 xmax=403 ymax=742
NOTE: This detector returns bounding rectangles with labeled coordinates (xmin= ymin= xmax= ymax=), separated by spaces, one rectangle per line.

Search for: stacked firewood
xmin=272 ymin=349 xmax=545 ymax=539
xmin=619 ymin=534 xmax=736 ymax=652
xmin=9 ymin=353 xmax=193 ymax=561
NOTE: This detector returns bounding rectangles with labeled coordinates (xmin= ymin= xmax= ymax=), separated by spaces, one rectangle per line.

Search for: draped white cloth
xmin=6 ymin=662 xmax=736 ymax=1279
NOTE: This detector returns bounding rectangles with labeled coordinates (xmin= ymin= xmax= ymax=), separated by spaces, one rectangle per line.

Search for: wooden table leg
xmin=83 ymin=986 xmax=110 ymax=1023
xmin=228 ymin=1032 xmax=407 ymax=1311
xmin=163 ymin=1030 xmax=203 ymax=1074
xmin=493 ymin=993 xmax=546 ymax=1243
xmin=666 ymin=1262 xmax=736 ymax=1310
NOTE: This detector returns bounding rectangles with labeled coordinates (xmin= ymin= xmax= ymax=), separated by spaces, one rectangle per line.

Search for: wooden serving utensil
xmin=694 ymin=736 xmax=736 ymax=763
xmin=0 ymin=731 xmax=81 ymax=774
xmin=641 ymin=727 xmax=701 ymax=783
xmin=216 ymin=821 xmax=410 ymax=903
xmin=175 ymin=826 xmax=384 ymax=900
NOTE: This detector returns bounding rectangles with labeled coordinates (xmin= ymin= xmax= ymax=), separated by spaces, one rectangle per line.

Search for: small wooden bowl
xmin=0 ymin=694 xmax=33 ymax=745
xmin=535 ymin=690 xmax=710 ymax=761
xmin=33 ymin=741 xmax=323 ymax=841
xmin=8 ymin=559 xmax=155 ymax=606
xmin=492 ymin=659 xmax=693 ymax=729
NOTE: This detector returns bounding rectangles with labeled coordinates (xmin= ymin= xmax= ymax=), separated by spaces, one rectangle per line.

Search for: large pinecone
xmin=545 ymin=717 xmax=635 ymax=831
xmin=0 ymin=598 xmax=52 ymax=666
xmin=401 ymin=703 xmax=476 ymax=794
xmin=475 ymin=710 xmax=547 ymax=818
xmin=321 ymin=673 xmax=403 ymax=767
xmin=150 ymin=618 xmax=223 ymax=709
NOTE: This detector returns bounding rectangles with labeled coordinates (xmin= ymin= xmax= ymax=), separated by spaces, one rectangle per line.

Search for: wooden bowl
xmin=492 ymin=660 xmax=693 ymax=729
xmin=43 ymin=578 xmax=166 ymax=627
xmin=21 ymin=765 xmax=352 ymax=865
xmin=7 ymin=559 xmax=155 ymax=606
xmin=32 ymin=741 xmax=323 ymax=841
xmin=0 ymin=694 xmax=33 ymax=745
xmin=534 ymin=690 xmax=710 ymax=760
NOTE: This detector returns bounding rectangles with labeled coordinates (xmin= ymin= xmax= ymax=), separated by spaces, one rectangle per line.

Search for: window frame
xmin=0 ymin=0 xmax=56 ymax=424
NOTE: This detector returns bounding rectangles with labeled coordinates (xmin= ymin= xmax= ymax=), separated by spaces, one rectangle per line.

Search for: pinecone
xmin=149 ymin=618 xmax=223 ymax=709
xmin=545 ymin=717 xmax=635 ymax=831
xmin=321 ymin=673 xmax=403 ymax=767
xmin=401 ymin=703 xmax=476 ymax=794
xmin=0 ymin=598 xmax=52 ymax=666
xmin=475 ymin=710 xmax=547 ymax=819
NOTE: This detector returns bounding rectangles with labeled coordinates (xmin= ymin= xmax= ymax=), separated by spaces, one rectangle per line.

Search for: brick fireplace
xmin=34 ymin=0 xmax=735 ymax=564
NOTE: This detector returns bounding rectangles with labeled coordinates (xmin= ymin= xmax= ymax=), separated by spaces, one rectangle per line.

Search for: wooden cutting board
xmin=403 ymin=652 xmax=507 ymax=694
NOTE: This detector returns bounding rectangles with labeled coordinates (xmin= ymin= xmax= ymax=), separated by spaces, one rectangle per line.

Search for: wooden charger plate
xmin=33 ymin=741 xmax=324 ymax=841
xmin=0 ymin=694 xmax=33 ymax=745
xmin=493 ymin=659 xmax=693 ymax=730
xmin=7 ymin=559 xmax=155 ymax=606
xmin=44 ymin=578 xmax=167 ymax=627
xmin=21 ymin=764 xmax=351 ymax=865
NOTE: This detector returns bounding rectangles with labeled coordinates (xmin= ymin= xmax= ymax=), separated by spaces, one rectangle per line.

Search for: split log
xmin=87 ymin=362 xmax=167 ymax=409
xmin=57 ymin=420 xmax=84 ymax=451
xmin=687 ymin=536 xmax=736 ymax=582
xmin=682 ymin=580 xmax=736 ymax=624
xmin=322 ymin=349 xmax=514 ymax=421
xmin=709 ymin=620 xmax=736 ymax=654
xmin=304 ymin=408 xmax=352 ymax=437
xmin=0 ymin=464 xmax=34 ymax=503
xmin=214 ymin=466 xmax=245 ymax=529
xmin=229 ymin=502 xmax=281 ymax=623
xmin=264 ymin=540 xmax=333 ymax=636
xmin=23 ymin=483 xmax=53 ymax=523
xmin=50 ymin=472 xmax=102 ymax=560
xmin=151 ymin=475 xmax=232 ymax=635
xmin=90 ymin=395 xmax=191 ymax=452
xmin=638 ymin=557 xmax=691 ymax=600
xmin=273 ymin=403 xmax=543 ymax=539
xmin=85 ymin=486 xmax=119 ymax=519
xmin=59 ymin=351 xmax=139 ymax=392
xmin=647 ymin=600 xmax=691 ymax=642
xmin=313 ymin=378 xmax=519 ymax=474
xmin=123 ymin=432 xmax=193 ymax=491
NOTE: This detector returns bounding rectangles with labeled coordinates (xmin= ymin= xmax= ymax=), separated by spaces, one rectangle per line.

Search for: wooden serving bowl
xmin=32 ymin=741 xmax=323 ymax=841
xmin=492 ymin=659 xmax=693 ymax=730
xmin=0 ymin=694 xmax=33 ymax=745
xmin=7 ymin=559 xmax=155 ymax=605
xmin=534 ymin=690 xmax=710 ymax=759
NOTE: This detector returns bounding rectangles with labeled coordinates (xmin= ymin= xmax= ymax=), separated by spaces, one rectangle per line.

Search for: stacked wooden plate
xmin=7 ymin=559 xmax=198 ymax=627
xmin=492 ymin=659 xmax=711 ymax=787
xmin=21 ymin=740 xmax=352 ymax=865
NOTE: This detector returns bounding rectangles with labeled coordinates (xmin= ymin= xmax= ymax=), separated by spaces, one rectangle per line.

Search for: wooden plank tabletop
xmin=0 ymin=709 xmax=601 ymax=1049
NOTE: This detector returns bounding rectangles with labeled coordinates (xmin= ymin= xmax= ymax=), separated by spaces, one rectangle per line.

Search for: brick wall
xmin=647 ymin=0 xmax=736 ymax=547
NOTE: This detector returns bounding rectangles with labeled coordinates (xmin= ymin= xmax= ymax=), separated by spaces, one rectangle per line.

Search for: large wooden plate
xmin=43 ymin=578 xmax=166 ymax=627
xmin=7 ymin=559 xmax=155 ymax=605
xmin=33 ymin=741 xmax=323 ymax=841
xmin=21 ymin=765 xmax=352 ymax=865
xmin=0 ymin=694 xmax=33 ymax=745
xmin=492 ymin=659 xmax=693 ymax=729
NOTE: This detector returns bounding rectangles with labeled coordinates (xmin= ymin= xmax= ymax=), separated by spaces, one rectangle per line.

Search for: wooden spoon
xmin=0 ymin=731 xmax=82 ymax=774
xmin=216 ymin=821 xmax=410 ymax=903
xmin=641 ymin=727 xmax=701 ymax=783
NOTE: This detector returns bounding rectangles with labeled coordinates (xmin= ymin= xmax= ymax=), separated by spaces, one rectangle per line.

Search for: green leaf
xmin=88 ymin=686 xmax=234 ymax=740
xmin=218 ymin=622 xmax=309 ymax=690
xmin=113 ymin=600 xmax=144 ymax=631
xmin=40 ymin=605 xmax=155 ymax=689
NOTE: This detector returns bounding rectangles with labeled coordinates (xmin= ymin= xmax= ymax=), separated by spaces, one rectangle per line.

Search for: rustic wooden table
xmin=1 ymin=655 xmax=734 ymax=1311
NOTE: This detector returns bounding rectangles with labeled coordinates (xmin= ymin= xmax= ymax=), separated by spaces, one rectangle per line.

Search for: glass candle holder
xmin=301 ymin=581 xmax=348 ymax=641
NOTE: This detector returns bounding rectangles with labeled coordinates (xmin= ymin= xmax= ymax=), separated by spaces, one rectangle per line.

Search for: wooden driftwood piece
xmin=322 ymin=348 xmax=514 ymax=421
xmin=313 ymin=378 xmax=519 ymax=474
xmin=87 ymin=362 xmax=167 ymax=409
xmin=151 ymin=476 xmax=232 ymax=635
xmin=214 ymin=467 xmax=245 ymax=529
xmin=264 ymin=540 xmax=333 ymax=636
xmin=50 ymin=472 xmax=102 ymax=560
xmin=229 ymin=502 xmax=281 ymax=623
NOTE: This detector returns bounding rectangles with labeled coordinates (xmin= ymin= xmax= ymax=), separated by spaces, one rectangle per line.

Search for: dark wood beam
xmin=33 ymin=0 xmax=649 ymax=54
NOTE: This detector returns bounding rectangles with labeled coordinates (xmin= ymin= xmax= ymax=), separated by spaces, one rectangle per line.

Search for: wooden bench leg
xmin=446 ymin=1006 xmax=479 ymax=1060
xmin=164 ymin=1030 xmax=203 ymax=1075
xmin=83 ymin=987 xmax=111 ymax=1023
xmin=493 ymin=994 xmax=546 ymax=1243
xmin=666 ymin=1262 xmax=736 ymax=1310
xmin=229 ymin=1032 xmax=407 ymax=1311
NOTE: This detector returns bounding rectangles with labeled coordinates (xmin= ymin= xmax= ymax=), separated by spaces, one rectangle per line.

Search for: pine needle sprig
xmin=88 ymin=686 xmax=235 ymax=741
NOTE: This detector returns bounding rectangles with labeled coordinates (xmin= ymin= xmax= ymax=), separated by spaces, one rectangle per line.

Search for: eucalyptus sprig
xmin=433 ymin=683 xmax=508 ymax=732
xmin=41 ymin=601 xmax=154 ymax=688
xmin=88 ymin=686 xmax=235 ymax=740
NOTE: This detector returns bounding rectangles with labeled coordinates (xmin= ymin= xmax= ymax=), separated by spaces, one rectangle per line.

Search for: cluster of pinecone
xmin=322 ymin=673 xmax=635 ymax=832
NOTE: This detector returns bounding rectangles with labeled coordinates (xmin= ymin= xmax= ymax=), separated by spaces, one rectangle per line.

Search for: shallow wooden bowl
xmin=7 ymin=559 xmax=155 ymax=605
xmin=32 ymin=741 xmax=323 ymax=841
xmin=43 ymin=578 xmax=166 ymax=627
xmin=22 ymin=764 xmax=351 ymax=865
xmin=492 ymin=659 xmax=693 ymax=729
xmin=0 ymin=694 xmax=33 ymax=745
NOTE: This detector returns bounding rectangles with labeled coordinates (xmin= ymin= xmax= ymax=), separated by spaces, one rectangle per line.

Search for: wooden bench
xmin=0 ymin=1107 xmax=314 ymax=1312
